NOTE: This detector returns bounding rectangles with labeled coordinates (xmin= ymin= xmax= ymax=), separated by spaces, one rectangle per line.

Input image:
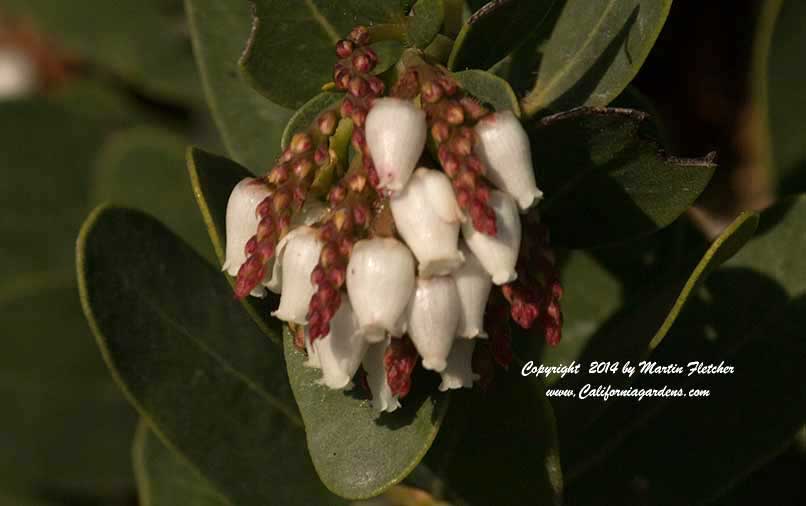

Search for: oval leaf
xmin=281 ymin=92 xmax=344 ymax=150
xmin=241 ymin=0 xmax=406 ymax=109
xmin=77 ymin=206 xmax=345 ymax=505
xmin=453 ymin=69 xmax=521 ymax=115
xmin=449 ymin=0 xmax=557 ymax=71
xmin=501 ymin=0 xmax=672 ymax=116
xmin=531 ymin=107 xmax=716 ymax=248
xmin=284 ymin=329 xmax=449 ymax=500
xmin=407 ymin=0 xmax=445 ymax=49
xmin=133 ymin=421 xmax=228 ymax=506
xmin=425 ymin=366 xmax=563 ymax=505
xmin=564 ymin=197 xmax=806 ymax=505
xmin=186 ymin=0 xmax=292 ymax=171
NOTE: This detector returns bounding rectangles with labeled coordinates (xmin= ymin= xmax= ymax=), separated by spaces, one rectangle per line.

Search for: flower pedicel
xmin=222 ymin=25 xmax=563 ymax=412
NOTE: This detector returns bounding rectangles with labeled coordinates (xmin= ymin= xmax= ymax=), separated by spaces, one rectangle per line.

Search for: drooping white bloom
xmin=271 ymin=226 xmax=323 ymax=324
xmin=222 ymin=178 xmax=272 ymax=296
xmin=439 ymin=339 xmax=479 ymax=392
xmin=454 ymin=243 xmax=492 ymax=338
xmin=462 ymin=191 xmax=521 ymax=285
xmin=347 ymin=238 xmax=416 ymax=343
xmin=475 ymin=110 xmax=543 ymax=212
xmin=407 ymin=276 xmax=460 ymax=372
xmin=363 ymin=337 xmax=400 ymax=413
xmin=365 ymin=98 xmax=427 ymax=192
xmin=0 ymin=48 xmax=37 ymax=100
xmin=390 ymin=168 xmax=465 ymax=276
xmin=266 ymin=199 xmax=328 ymax=294
xmin=303 ymin=332 xmax=320 ymax=369
xmin=310 ymin=297 xmax=368 ymax=390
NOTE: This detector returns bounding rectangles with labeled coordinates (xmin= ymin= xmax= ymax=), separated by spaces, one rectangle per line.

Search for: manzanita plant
xmin=49 ymin=0 xmax=804 ymax=505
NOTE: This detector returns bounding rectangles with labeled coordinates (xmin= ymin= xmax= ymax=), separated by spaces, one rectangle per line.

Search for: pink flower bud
xmin=407 ymin=276 xmax=460 ymax=372
xmin=475 ymin=111 xmax=543 ymax=211
xmin=363 ymin=337 xmax=401 ymax=413
xmin=454 ymin=243 xmax=493 ymax=338
xmin=308 ymin=297 xmax=368 ymax=390
xmin=347 ymin=238 xmax=416 ymax=343
xmin=461 ymin=191 xmax=521 ymax=285
xmin=271 ymin=227 xmax=324 ymax=324
xmin=390 ymin=168 xmax=465 ymax=276
xmin=223 ymin=178 xmax=272 ymax=296
xmin=365 ymin=98 xmax=427 ymax=192
xmin=439 ymin=339 xmax=479 ymax=391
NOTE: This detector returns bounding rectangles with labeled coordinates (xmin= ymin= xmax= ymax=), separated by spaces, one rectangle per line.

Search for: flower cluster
xmin=223 ymin=27 xmax=563 ymax=412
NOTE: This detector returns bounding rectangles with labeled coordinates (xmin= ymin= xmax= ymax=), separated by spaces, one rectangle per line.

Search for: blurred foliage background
xmin=0 ymin=0 xmax=802 ymax=505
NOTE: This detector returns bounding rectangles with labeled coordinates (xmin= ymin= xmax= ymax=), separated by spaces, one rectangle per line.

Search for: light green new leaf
xmin=491 ymin=0 xmax=672 ymax=117
xmin=78 ymin=205 xmax=344 ymax=505
xmin=241 ymin=0 xmax=406 ymax=109
xmin=133 ymin=421 xmax=228 ymax=506
xmin=530 ymin=107 xmax=716 ymax=248
xmin=3 ymin=0 xmax=203 ymax=105
xmin=564 ymin=197 xmax=806 ymax=505
xmin=186 ymin=0 xmax=292 ymax=172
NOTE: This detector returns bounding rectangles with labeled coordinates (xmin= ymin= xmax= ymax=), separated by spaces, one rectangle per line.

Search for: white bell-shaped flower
xmin=265 ymin=199 xmax=328 ymax=294
xmin=303 ymin=332 xmax=320 ymax=369
xmin=407 ymin=276 xmax=460 ymax=372
xmin=271 ymin=226 xmax=323 ymax=324
xmin=0 ymin=48 xmax=37 ymax=100
xmin=439 ymin=339 xmax=479 ymax=391
xmin=363 ymin=337 xmax=401 ymax=413
xmin=347 ymin=238 xmax=416 ymax=343
xmin=311 ymin=297 xmax=368 ymax=390
xmin=390 ymin=168 xmax=465 ymax=276
xmin=454 ymin=243 xmax=492 ymax=338
xmin=461 ymin=191 xmax=521 ymax=285
xmin=475 ymin=110 xmax=543 ymax=212
xmin=222 ymin=178 xmax=272 ymax=297
xmin=366 ymin=98 xmax=427 ymax=192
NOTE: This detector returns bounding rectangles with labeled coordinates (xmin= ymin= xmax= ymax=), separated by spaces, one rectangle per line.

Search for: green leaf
xmin=186 ymin=0 xmax=292 ymax=172
xmin=407 ymin=0 xmax=445 ymax=49
xmin=3 ymin=0 xmax=203 ymax=104
xmin=281 ymin=92 xmax=344 ymax=150
xmin=186 ymin=148 xmax=279 ymax=328
xmin=0 ymin=97 xmax=136 ymax=497
xmin=241 ymin=0 xmax=406 ymax=109
xmin=563 ymin=197 xmax=806 ymax=505
xmin=552 ymin=211 xmax=759 ymax=443
xmin=133 ymin=421 xmax=228 ymax=506
xmin=452 ymin=69 xmax=521 ymax=115
xmin=755 ymin=0 xmax=806 ymax=193
xmin=284 ymin=328 xmax=449 ymax=500
xmin=448 ymin=0 xmax=556 ymax=71
xmin=426 ymin=366 xmax=563 ymax=505
xmin=530 ymin=107 xmax=716 ymax=248
xmin=77 ymin=206 xmax=343 ymax=505
xmin=91 ymin=127 xmax=215 ymax=263
xmin=495 ymin=0 xmax=672 ymax=117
